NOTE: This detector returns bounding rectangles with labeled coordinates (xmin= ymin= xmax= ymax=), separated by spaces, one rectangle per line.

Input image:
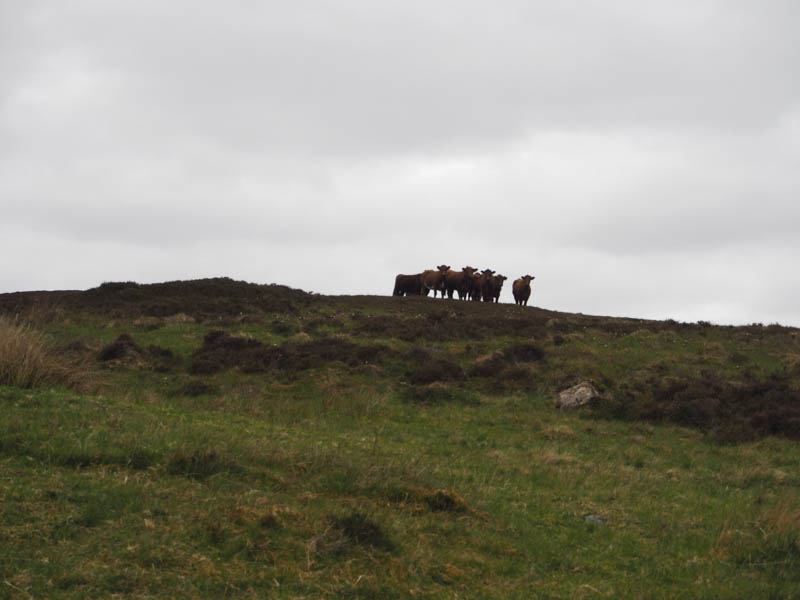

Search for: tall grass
xmin=0 ymin=315 xmax=81 ymax=388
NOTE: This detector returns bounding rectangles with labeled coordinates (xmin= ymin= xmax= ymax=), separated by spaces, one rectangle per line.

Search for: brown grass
xmin=0 ymin=315 xmax=86 ymax=389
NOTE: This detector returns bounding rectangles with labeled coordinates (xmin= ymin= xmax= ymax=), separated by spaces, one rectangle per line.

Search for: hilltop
xmin=2 ymin=278 xmax=800 ymax=598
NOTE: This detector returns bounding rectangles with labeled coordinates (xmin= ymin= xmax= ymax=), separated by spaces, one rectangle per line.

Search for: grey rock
xmin=584 ymin=514 xmax=608 ymax=525
xmin=555 ymin=381 xmax=601 ymax=409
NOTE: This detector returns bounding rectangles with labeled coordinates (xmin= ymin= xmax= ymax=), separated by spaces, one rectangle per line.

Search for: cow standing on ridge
xmin=444 ymin=266 xmax=477 ymax=300
xmin=480 ymin=269 xmax=496 ymax=302
xmin=492 ymin=274 xmax=507 ymax=303
xmin=393 ymin=273 xmax=422 ymax=296
xmin=512 ymin=275 xmax=535 ymax=306
xmin=420 ymin=265 xmax=451 ymax=298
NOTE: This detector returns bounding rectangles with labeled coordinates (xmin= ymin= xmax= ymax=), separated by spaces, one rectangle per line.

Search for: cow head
xmin=521 ymin=275 xmax=535 ymax=284
xmin=463 ymin=266 xmax=477 ymax=276
xmin=482 ymin=269 xmax=495 ymax=276
xmin=437 ymin=264 xmax=451 ymax=275
xmin=494 ymin=274 xmax=508 ymax=285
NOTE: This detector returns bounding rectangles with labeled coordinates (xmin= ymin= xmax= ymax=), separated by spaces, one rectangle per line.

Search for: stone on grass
xmin=555 ymin=381 xmax=600 ymax=409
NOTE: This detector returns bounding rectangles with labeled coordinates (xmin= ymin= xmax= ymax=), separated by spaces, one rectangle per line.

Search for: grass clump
xmin=399 ymin=383 xmax=478 ymax=405
xmin=0 ymin=315 xmax=83 ymax=388
xmin=165 ymin=447 xmax=241 ymax=480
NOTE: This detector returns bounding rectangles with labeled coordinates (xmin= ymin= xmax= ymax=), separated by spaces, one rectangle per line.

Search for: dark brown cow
xmin=420 ymin=264 xmax=451 ymax=298
xmin=479 ymin=269 xmax=496 ymax=302
xmin=468 ymin=271 xmax=483 ymax=301
xmin=512 ymin=275 xmax=535 ymax=306
xmin=444 ymin=266 xmax=477 ymax=300
xmin=393 ymin=273 xmax=422 ymax=296
xmin=492 ymin=274 xmax=507 ymax=303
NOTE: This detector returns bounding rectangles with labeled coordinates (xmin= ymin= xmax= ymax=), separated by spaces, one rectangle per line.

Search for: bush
xmin=0 ymin=315 xmax=82 ymax=388
xmin=399 ymin=383 xmax=478 ymax=405
xmin=593 ymin=372 xmax=800 ymax=442
xmin=325 ymin=512 xmax=395 ymax=553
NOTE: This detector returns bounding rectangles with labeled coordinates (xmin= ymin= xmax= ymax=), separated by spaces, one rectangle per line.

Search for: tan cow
xmin=420 ymin=264 xmax=451 ymax=298
xmin=444 ymin=266 xmax=477 ymax=300
xmin=512 ymin=275 xmax=535 ymax=306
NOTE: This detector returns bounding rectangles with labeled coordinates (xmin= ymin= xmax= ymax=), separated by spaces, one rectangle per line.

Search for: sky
xmin=1 ymin=1 xmax=799 ymax=325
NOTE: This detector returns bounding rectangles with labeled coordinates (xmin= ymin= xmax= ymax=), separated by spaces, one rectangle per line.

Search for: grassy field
xmin=2 ymin=278 xmax=800 ymax=598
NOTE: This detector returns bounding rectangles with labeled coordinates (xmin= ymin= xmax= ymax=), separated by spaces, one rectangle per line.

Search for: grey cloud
xmin=2 ymin=1 xmax=799 ymax=326
xmin=5 ymin=1 xmax=798 ymax=160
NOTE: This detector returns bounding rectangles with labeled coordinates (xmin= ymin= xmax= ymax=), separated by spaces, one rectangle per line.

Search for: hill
xmin=2 ymin=278 xmax=800 ymax=598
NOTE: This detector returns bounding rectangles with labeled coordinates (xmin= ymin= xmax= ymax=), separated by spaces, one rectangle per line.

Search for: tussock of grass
xmin=165 ymin=447 xmax=242 ymax=479
xmin=0 ymin=315 xmax=84 ymax=388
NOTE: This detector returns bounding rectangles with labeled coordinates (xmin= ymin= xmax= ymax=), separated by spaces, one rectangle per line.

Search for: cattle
xmin=420 ymin=264 xmax=451 ymax=298
xmin=444 ymin=266 xmax=478 ymax=300
xmin=479 ymin=269 xmax=496 ymax=302
xmin=492 ymin=274 xmax=507 ymax=303
xmin=512 ymin=275 xmax=535 ymax=306
xmin=468 ymin=271 xmax=483 ymax=301
xmin=393 ymin=273 xmax=422 ymax=296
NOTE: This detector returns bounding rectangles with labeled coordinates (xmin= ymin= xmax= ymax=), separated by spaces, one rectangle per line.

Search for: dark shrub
xmin=399 ymin=383 xmax=478 ymax=405
xmin=173 ymin=380 xmax=220 ymax=397
xmin=98 ymin=333 xmax=142 ymax=362
xmin=593 ymin=372 xmax=800 ymax=442
xmin=424 ymin=490 xmax=469 ymax=513
xmin=499 ymin=364 xmax=534 ymax=384
xmin=406 ymin=358 xmax=464 ymax=385
xmin=502 ymin=342 xmax=545 ymax=363
xmin=146 ymin=345 xmax=180 ymax=372
xmin=270 ymin=319 xmax=297 ymax=336
xmin=326 ymin=512 xmax=394 ymax=553
xmin=165 ymin=448 xmax=240 ymax=479
xmin=191 ymin=330 xmax=390 ymax=375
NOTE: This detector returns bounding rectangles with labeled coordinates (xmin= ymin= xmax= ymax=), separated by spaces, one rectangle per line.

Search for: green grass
xmin=2 ymin=281 xmax=800 ymax=597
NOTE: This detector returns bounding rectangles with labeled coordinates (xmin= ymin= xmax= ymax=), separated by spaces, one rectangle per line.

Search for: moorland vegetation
xmin=2 ymin=277 xmax=800 ymax=598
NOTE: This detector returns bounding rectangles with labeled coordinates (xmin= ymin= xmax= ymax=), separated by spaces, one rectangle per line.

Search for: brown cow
xmin=492 ymin=274 xmax=507 ymax=303
xmin=393 ymin=273 xmax=422 ymax=296
xmin=468 ymin=271 xmax=483 ymax=301
xmin=444 ymin=266 xmax=477 ymax=300
xmin=512 ymin=275 xmax=535 ymax=306
xmin=420 ymin=264 xmax=451 ymax=298
xmin=479 ymin=269 xmax=496 ymax=302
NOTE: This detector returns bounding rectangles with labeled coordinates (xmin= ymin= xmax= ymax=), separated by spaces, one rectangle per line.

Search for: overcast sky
xmin=2 ymin=1 xmax=799 ymax=325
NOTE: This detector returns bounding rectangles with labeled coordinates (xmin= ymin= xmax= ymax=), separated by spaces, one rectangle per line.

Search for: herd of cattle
xmin=393 ymin=265 xmax=535 ymax=306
